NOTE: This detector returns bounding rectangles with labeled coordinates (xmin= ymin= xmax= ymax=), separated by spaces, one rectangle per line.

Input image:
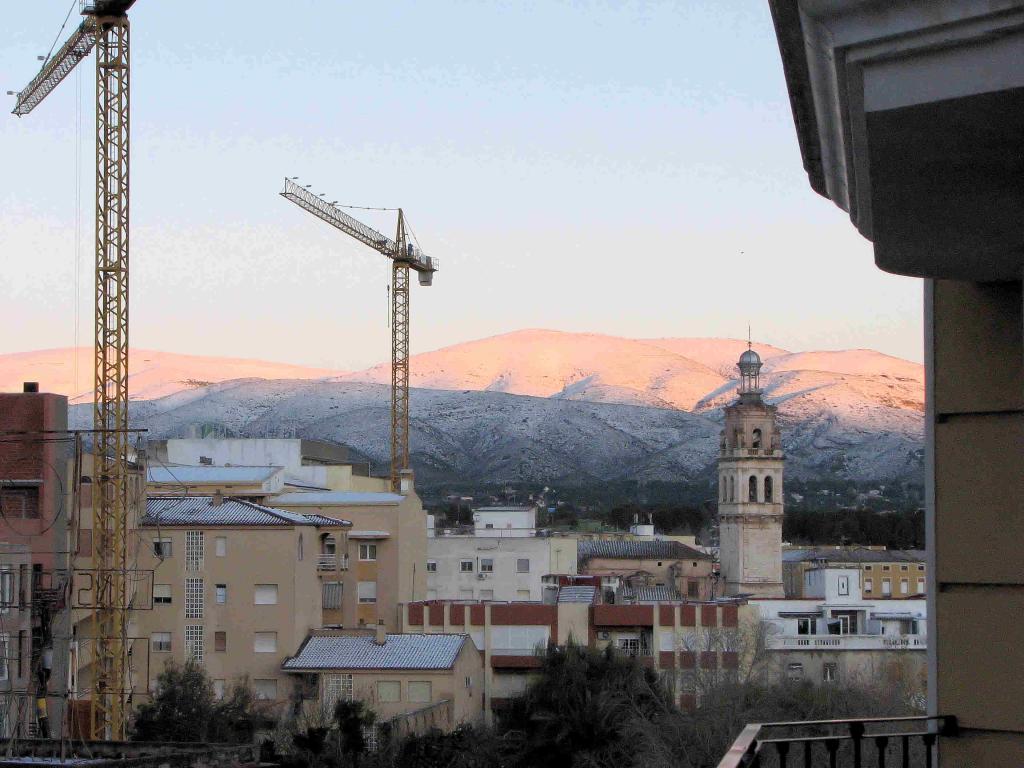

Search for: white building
xmin=754 ymin=566 xmax=926 ymax=686
xmin=472 ymin=506 xmax=537 ymax=538
xmin=426 ymin=532 xmax=577 ymax=603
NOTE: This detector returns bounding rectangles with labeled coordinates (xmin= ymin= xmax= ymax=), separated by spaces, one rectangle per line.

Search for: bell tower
xmin=718 ymin=344 xmax=784 ymax=597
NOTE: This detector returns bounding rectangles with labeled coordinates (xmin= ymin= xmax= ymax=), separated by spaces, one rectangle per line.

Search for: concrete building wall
xmin=134 ymin=524 xmax=323 ymax=705
xmin=427 ymin=536 xmax=552 ymax=601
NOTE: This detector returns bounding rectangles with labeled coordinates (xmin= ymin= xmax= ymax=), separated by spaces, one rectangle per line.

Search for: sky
xmin=0 ymin=1 xmax=923 ymax=370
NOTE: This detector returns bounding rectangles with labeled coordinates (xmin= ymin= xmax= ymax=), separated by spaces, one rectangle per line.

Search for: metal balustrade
xmin=717 ymin=715 xmax=957 ymax=768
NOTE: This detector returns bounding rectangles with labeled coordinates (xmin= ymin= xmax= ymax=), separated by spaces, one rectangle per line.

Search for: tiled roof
xmin=147 ymin=465 xmax=282 ymax=485
xmin=619 ymin=585 xmax=681 ymax=603
xmin=283 ymin=634 xmax=467 ymax=671
xmin=141 ymin=497 xmax=350 ymax=528
xmin=782 ymin=548 xmax=926 ymax=564
xmin=270 ymin=492 xmax=404 ymax=507
xmin=557 ymin=586 xmax=597 ymax=603
xmin=577 ymin=539 xmax=711 ymax=564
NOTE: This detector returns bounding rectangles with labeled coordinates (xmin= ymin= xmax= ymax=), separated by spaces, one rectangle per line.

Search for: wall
xmin=134 ymin=524 xmax=322 ymax=706
xmin=427 ymin=536 xmax=551 ymax=601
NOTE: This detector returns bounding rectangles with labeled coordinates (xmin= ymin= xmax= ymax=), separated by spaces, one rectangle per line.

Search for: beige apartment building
xmin=134 ymin=496 xmax=350 ymax=706
xmin=577 ymin=540 xmax=714 ymax=601
xmin=782 ymin=547 xmax=927 ymax=600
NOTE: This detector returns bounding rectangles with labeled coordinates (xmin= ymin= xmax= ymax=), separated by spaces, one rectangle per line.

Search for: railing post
xmin=849 ymin=720 xmax=864 ymax=768
xmin=775 ymin=740 xmax=789 ymax=768
xmin=803 ymin=741 xmax=811 ymax=768
xmin=901 ymin=734 xmax=910 ymax=768
xmin=825 ymin=739 xmax=839 ymax=768
xmin=923 ymin=733 xmax=936 ymax=768
xmin=874 ymin=735 xmax=889 ymax=768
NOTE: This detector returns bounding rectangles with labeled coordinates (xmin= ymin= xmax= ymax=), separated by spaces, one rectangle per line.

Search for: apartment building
xmin=134 ymin=496 xmax=350 ymax=706
xmin=426 ymin=506 xmax=577 ymax=602
xmin=282 ymin=624 xmax=484 ymax=738
xmin=782 ymin=547 xmax=927 ymax=600
xmin=401 ymin=592 xmax=755 ymax=721
xmin=757 ymin=566 xmax=926 ymax=691
xmin=0 ymin=384 xmax=73 ymax=737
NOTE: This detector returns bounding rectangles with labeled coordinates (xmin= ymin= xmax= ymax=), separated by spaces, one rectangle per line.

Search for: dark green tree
xmin=335 ymin=698 xmax=377 ymax=768
xmin=132 ymin=659 xmax=215 ymax=742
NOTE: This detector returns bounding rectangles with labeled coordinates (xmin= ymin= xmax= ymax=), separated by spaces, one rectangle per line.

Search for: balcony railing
xmin=317 ymin=554 xmax=349 ymax=571
xmin=767 ymin=635 xmax=926 ymax=651
xmin=717 ymin=715 xmax=957 ymax=768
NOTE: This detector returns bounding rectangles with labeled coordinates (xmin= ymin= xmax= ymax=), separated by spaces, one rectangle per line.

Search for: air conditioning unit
xmin=476 ymin=573 xmax=487 ymax=580
xmin=598 ymin=631 xmax=610 ymax=640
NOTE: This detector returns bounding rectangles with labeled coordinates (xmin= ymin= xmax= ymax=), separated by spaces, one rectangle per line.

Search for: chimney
xmin=211 ymin=490 xmax=224 ymax=507
xmin=399 ymin=468 xmax=414 ymax=496
xmin=374 ymin=620 xmax=386 ymax=646
xmin=23 ymin=382 xmax=39 ymax=393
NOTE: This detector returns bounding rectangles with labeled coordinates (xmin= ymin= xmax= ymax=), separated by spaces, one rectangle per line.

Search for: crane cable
xmin=44 ymin=0 xmax=79 ymax=65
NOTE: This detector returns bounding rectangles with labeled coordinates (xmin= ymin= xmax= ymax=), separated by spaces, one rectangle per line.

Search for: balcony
xmin=767 ymin=635 xmax=926 ymax=651
xmin=317 ymin=554 xmax=349 ymax=572
xmin=718 ymin=715 xmax=958 ymax=767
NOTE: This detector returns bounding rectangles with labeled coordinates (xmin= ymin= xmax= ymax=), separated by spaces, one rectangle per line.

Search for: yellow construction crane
xmin=12 ymin=0 xmax=138 ymax=740
xmin=280 ymin=179 xmax=438 ymax=491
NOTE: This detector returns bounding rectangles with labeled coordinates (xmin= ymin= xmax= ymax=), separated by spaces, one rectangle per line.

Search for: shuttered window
xmin=322 ymin=582 xmax=342 ymax=610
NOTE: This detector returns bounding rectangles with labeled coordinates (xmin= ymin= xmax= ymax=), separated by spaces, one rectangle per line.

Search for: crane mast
xmin=12 ymin=0 xmax=137 ymax=741
xmin=280 ymin=179 xmax=438 ymax=491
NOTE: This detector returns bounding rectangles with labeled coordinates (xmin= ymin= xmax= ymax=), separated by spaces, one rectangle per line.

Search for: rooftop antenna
xmin=748 ymin=323 xmax=752 ymax=350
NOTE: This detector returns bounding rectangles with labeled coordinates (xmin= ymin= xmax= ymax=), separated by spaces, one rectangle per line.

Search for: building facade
xmin=718 ymin=348 xmax=785 ymax=598
xmin=577 ymin=538 xmax=714 ymax=602
xmin=782 ymin=547 xmax=927 ymax=600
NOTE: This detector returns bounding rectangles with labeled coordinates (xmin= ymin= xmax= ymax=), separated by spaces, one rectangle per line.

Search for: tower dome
xmin=738 ymin=346 xmax=763 ymax=393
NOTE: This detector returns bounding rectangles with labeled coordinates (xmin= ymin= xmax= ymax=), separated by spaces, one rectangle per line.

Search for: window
xmin=465 ymin=676 xmax=473 ymax=690
xmin=323 ymin=673 xmax=353 ymax=708
xmin=797 ymin=618 xmax=816 ymax=635
xmin=917 ymin=578 xmax=925 ymax=592
xmin=516 ymin=589 xmax=531 ymax=601
xmin=837 ymin=575 xmax=849 ymax=596
xmin=917 ymin=564 xmax=925 ymax=571
xmin=153 ymin=584 xmax=172 ymax=605
xmin=214 ymin=631 xmax=226 ymax=652
xmin=617 ymin=638 xmax=640 ymax=656
xmin=254 ymin=584 xmax=278 ymax=605
xmin=357 ymin=581 xmax=377 ymax=604
xmin=377 ymin=681 xmax=400 ymax=703
xmin=359 ymin=544 xmax=377 ymax=561
xmin=882 ymin=578 xmax=892 ymax=596
xmin=152 ymin=632 xmax=171 ymax=653
xmin=322 ymin=581 xmax=342 ymax=610
xmin=297 ymin=533 xmax=304 ymax=561
xmin=254 ymin=679 xmax=278 ymax=701
xmin=900 ymin=565 xmax=909 ymax=571
xmin=764 ymin=475 xmax=773 ymax=502
xmin=460 ymin=560 xmax=474 ymax=573
xmin=864 ymin=578 xmax=873 ymax=592
xmin=18 ymin=630 xmax=25 ymax=678
xmin=216 ymin=584 xmax=227 ymax=605
xmin=254 ymin=632 xmax=277 ymax=653
xmin=408 ymin=681 xmax=432 ymax=703
xmin=720 ymin=477 xmax=726 ymax=501
xmin=0 ymin=635 xmax=8 ymax=683
xmin=882 ymin=565 xmax=891 ymax=571
xmin=215 ymin=536 xmax=226 ymax=557
xmin=822 ymin=663 xmax=838 ymax=683
xmin=748 ymin=475 xmax=758 ymax=502
xmin=185 ymin=626 xmax=203 ymax=664
xmin=1 ymin=487 xmax=39 ymax=519
xmin=426 ymin=560 xmax=437 ymax=573
xmin=213 ymin=680 xmax=225 ymax=700
xmin=485 ymin=523 xmax=494 ymax=529
xmin=479 ymin=589 xmax=494 ymax=600
xmin=153 ymin=538 xmax=172 ymax=558
xmin=687 ymin=581 xmax=699 ymax=599
xmin=835 ymin=615 xmax=852 ymax=635
xmin=0 ymin=572 xmax=14 ymax=612
xmin=185 ymin=578 xmax=204 ymax=618
xmin=459 ymin=588 xmax=473 ymax=599
xmin=752 ymin=428 xmax=762 ymax=449
xmin=900 ymin=579 xmax=909 ymax=595
xmin=185 ymin=531 xmax=204 ymax=571
xmin=659 ymin=631 xmax=675 ymax=652
xmin=516 ymin=558 xmax=530 ymax=574
xmin=786 ymin=663 xmax=803 ymax=681
xmin=480 ymin=558 xmax=494 ymax=573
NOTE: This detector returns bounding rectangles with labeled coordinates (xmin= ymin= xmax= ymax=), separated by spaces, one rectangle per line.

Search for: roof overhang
xmin=768 ymin=0 xmax=1024 ymax=280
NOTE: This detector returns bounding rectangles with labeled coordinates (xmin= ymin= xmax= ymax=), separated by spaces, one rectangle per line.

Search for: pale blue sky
xmin=1 ymin=1 xmax=922 ymax=369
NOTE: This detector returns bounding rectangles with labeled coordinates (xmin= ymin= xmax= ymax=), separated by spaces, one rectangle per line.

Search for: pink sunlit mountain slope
xmin=339 ymin=329 xmax=728 ymax=411
xmin=0 ymin=348 xmax=344 ymax=404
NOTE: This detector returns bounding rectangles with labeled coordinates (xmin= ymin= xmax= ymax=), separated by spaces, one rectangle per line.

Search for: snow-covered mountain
xmin=10 ymin=330 xmax=925 ymax=486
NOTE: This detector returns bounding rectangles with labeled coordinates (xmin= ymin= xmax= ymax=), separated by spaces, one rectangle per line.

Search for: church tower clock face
xmin=717 ymin=344 xmax=785 ymax=598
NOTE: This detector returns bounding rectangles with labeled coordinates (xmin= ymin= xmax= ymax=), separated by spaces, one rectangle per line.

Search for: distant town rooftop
xmin=577 ymin=539 xmax=711 ymax=564
xmin=283 ymin=633 xmax=468 ymax=671
xmin=141 ymin=496 xmax=350 ymax=528
xmin=783 ymin=547 xmax=926 ymax=564
xmin=270 ymin=491 xmax=404 ymax=507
